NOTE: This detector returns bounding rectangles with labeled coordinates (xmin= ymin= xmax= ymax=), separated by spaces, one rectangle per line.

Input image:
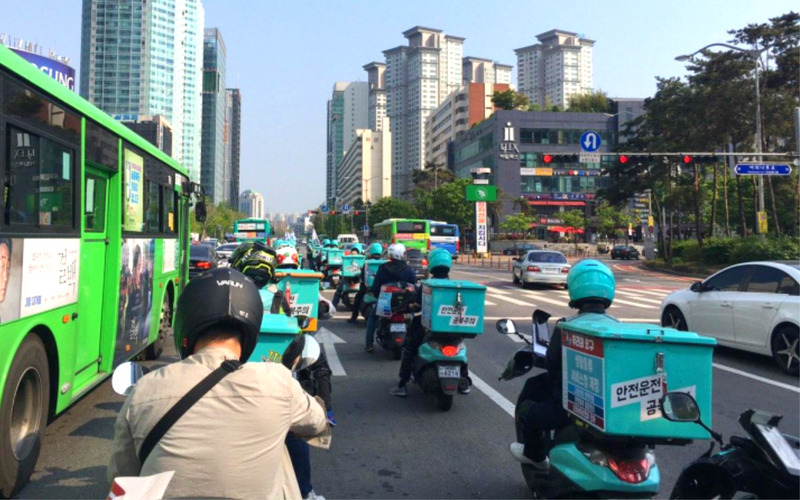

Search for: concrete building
xmin=363 ymin=62 xmax=387 ymax=132
xmin=425 ymin=82 xmax=510 ymax=167
xmin=80 ymin=0 xmax=204 ymax=180
xmin=239 ymin=190 xmax=265 ymax=219
xmin=382 ymin=26 xmax=465 ymax=198
xmin=225 ymin=88 xmax=242 ymax=208
xmin=335 ymin=117 xmax=392 ymax=206
xmin=462 ymin=56 xmax=512 ymax=85
xmin=201 ymin=28 xmax=226 ymax=204
xmin=325 ymin=81 xmax=368 ymax=206
xmin=116 ymin=114 xmax=173 ymax=155
xmin=449 ymin=110 xmax=621 ymax=237
xmin=515 ymin=29 xmax=594 ymax=110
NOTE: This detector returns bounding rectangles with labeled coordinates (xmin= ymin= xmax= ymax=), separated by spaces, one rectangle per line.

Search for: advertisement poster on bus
xmin=0 ymin=238 xmax=80 ymax=324
xmin=115 ymin=238 xmax=155 ymax=364
xmin=123 ymin=149 xmax=144 ymax=232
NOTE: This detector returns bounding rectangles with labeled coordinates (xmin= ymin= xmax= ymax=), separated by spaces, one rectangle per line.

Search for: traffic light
xmin=542 ymin=154 xmax=553 ymax=164
xmin=618 ymin=154 xmax=650 ymax=165
xmin=353 ymin=211 xmax=361 ymax=216
xmin=682 ymin=155 xmax=719 ymax=165
xmin=330 ymin=210 xmax=336 ymax=215
xmin=542 ymin=154 xmax=578 ymax=164
xmin=682 ymin=155 xmax=693 ymax=165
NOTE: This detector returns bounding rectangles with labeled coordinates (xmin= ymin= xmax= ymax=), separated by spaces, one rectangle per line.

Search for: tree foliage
xmin=594 ymin=201 xmax=632 ymax=238
xmin=492 ymin=89 xmax=530 ymax=111
xmin=189 ymin=199 xmax=247 ymax=240
xmin=366 ymin=197 xmax=419 ymax=228
xmin=567 ymin=90 xmax=611 ymax=113
xmin=500 ymin=212 xmax=536 ymax=234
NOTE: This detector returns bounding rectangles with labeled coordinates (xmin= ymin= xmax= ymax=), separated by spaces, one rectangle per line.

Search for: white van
xmin=337 ymin=234 xmax=359 ymax=248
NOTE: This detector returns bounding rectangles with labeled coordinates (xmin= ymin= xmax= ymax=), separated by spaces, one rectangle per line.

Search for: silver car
xmin=214 ymin=243 xmax=240 ymax=267
xmin=512 ymin=250 xmax=570 ymax=288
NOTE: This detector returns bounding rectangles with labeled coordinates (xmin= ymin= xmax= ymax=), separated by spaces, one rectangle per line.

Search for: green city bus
xmin=373 ymin=218 xmax=431 ymax=253
xmin=0 ymin=45 xmax=203 ymax=496
xmin=233 ymin=217 xmax=271 ymax=245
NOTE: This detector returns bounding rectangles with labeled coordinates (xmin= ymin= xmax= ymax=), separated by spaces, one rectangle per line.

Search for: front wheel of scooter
xmin=437 ymin=393 xmax=453 ymax=411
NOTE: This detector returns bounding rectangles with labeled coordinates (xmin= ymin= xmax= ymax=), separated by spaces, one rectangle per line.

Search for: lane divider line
xmin=471 ymin=373 xmax=516 ymax=418
xmin=713 ymin=363 xmax=800 ymax=393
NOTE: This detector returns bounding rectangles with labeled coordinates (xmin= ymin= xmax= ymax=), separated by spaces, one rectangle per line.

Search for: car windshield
xmin=190 ymin=245 xmax=213 ymax=258
xmin=528 ymin=252 xmax=567 ymax=263
xmin=406 ymin=249 xmax=423 ymax=259
xmin=217 ymin=244 xmax=238 ymax=252
xmin=614 ymin=245 xmax=627 ymax=250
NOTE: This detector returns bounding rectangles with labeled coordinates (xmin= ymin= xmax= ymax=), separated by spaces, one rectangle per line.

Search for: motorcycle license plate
xmin=438 ymin=365 xmax=461 ymax=378
xmin=390 ymin=323 xmax=406 ymax=333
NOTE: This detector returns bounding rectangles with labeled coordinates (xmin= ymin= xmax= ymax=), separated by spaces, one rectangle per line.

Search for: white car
xmin=660 ymin=261 xmax=800 ymax=374
xmin=214 ymin=243 xmax=240 ymax=266
xmin=512 ymin=250 xmax=570 ymax=288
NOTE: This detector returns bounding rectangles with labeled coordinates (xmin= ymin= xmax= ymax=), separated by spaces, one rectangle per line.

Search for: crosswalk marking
xmin=488 ymin=287 xmax=511 ymax=295
xmin=608 ymin=297 xmax=657 ymax=310
xmin=486 ymin=291 xmax=531 ymax=307
xmin=484 ymin=300 xmax=497 ymax=306
xmin=614 ymin=291 xmax=664 ymax=305
xmin=627 ymin=288 xmax=674 ymax=298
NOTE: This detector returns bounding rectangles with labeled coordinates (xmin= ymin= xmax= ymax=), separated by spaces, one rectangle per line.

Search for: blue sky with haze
xmin=1 ymin=0 xmax=795 ymax=213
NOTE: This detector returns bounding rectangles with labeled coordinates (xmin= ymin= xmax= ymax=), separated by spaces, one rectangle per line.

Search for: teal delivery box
xmin=365 ymin=259 xmax=388 ymax=287
xmin=326 ymin=249 xmax=344 ymax=266
xmin=251 ymin=313 xmax=299 ymax=364
xmin=274 ymin=270 xmax=324 ymax=332
xmin=559 ymin=313 xmax=716 ymax=440
xmin=421 ymin=279 xmax=487 ymax=337
xmin=342 ymin=255 xmax=365 ymax=278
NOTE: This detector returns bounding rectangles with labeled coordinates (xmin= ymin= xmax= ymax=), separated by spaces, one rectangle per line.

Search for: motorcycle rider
xmin=389 ymin=249 xmax=471 ymax=397
xmin=330 ymin=243 xmax=364 ymax=310
xmin=509 ymin=259 xmax=616 ymax=470
xmin=364 ymin=243 xmax=416 ymax=353
xmin=108 ymin=267 xmax=328 ymax=499
xmin=232 ymin=243 xmax=335 ymax=500
xmin=347 ymin=243 xmax=383 ymax=324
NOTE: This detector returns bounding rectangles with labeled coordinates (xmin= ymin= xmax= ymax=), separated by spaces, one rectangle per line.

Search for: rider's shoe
xmin=389 ymin=383 xmax=407 ymax=397
xmin=509 ymin=443 xmax=549 ymax=470
xmin=364 ymin=344 xmax=374 ymax=353
xmin=304 ymin=490 xmax=326 ymax=500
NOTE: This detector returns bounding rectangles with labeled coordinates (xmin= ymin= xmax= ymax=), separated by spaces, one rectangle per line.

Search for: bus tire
xmin=146 ymin=292 xmax=172 ymax=360
xmin=0 ymin=335 xmax=50 ymax=498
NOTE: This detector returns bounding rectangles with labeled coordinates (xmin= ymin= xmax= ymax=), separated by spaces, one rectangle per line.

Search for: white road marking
xmin=713 ymin=363 xmax=800 ymax=393
xmin=484 ymin=300 xmax=497 ymax=306
xmin=485 ymin=316 xmax=531 ymax=320
xmin=632 ymin=289 xmax=675 ymax=298
xmin=614 ymin=291 xmax=663 ymax=305
xmin=317 ymin=327 xmax=347 ymax=376
xmin=608 ymin=298 xmax=657 ymax=310
xmin=471 ymin=373 xmax=516 ymax=417
xmin=487 ymin=287 xmax=511 ymax=295
xmin=512 ymin=289 xmax=570 ymax=308
xmin=487 ymin=291 xmax=532 ymax=307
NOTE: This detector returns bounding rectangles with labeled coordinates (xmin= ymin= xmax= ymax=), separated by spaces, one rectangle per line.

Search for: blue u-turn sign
xmin=580 ymin=131 xmax=602 ymax=152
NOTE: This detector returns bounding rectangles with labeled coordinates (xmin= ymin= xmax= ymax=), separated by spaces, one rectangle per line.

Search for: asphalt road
xmin=17 ymin=259 xmax=800 ymax=499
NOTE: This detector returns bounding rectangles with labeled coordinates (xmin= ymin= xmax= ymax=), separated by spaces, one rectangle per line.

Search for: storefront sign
xmin=499 ymin=122 xmax=520 ymax=160
xmin=475 ymin=202 xmax=488 ymax=254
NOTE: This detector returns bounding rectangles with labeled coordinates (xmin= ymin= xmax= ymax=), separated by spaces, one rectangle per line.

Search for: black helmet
xmin=173 ymin=268 xmax=263 ymax=362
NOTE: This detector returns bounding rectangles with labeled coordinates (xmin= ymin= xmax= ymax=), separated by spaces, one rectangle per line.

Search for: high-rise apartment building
xmin=117 ymin=114 xmax=173 ymax=155
xmin=462 ymin=57 xmax=512 ymax=85
xmin=201 ymin=28 xmax=226 ymax=204
xmin=381 ymin=26 xmax=464 ymax=198
xmin=239 ymin=190 xmax=265 ymax=219
xmin=363 ymin=62 xmax=386 ymax=132
xmin=225 ymin=88 xmax=242 ymax=208
xmin=325 ymin=82 xmax=368 ymax=206
xmin=80 ymin=0 xmax=204 ymax=180
xmin=425 ymin=82 xmax=510 ymax=167
xmin=515 ymin=29 xmax=594 ymax=110
xmin=336 ymin=117 xmax=392 ymax=206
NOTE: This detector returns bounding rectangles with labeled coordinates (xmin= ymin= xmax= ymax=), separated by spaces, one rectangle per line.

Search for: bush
xmin=670 ymin=240 xmax=701 ymax=262
xmin=729 ymin=236 xmax=800 ymax=263
xmin=700 ymin=237 xmax=738 ymax=265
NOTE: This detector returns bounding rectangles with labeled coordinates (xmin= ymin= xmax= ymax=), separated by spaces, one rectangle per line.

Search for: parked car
xmin=403 ymin=248 xmax=429 ymax=280
xmin=189 ymin=244 xmax=217 ymax=279
xmin=512 ymin=250 xmax=570 ymax=288
xmin=215 ymin=243 xmax=240 ymax=266
xmin=660 ymin=261 xmax=800 ymax=374
xmin=610 ymin=245 xmax=639 ymax=260
xmin=503 ymin=242 xmax=542 ymax=256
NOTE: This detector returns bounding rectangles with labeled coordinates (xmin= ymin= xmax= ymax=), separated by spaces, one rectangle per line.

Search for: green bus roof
xmin=0 ymin=44 xmax=188 ymax=178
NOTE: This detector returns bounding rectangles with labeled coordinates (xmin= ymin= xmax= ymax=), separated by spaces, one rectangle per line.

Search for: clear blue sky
xmin=1 ymin=0 xmax=795 ymax=213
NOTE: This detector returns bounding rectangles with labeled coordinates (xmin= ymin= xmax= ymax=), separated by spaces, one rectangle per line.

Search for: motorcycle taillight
xmin=391 ymin=313 xmax=405 ymax=322
xmin=607 ymin=456 xmax=651 ymax=484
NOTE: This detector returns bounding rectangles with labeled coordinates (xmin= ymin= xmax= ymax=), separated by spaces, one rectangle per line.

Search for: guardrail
xmin=458 ymin=249 xmax=598 ymax=269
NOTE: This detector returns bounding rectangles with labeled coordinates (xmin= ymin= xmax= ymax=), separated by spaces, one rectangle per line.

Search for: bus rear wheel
xmin=0 ymin=335 xmax=50 ymax=498
xmin=146 ymin=293 xmax=172 ymax=360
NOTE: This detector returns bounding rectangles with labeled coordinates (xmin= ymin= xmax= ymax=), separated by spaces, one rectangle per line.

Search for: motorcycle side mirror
xmin=496 ymin=319 xmax=518 ymax=335
xmin=111 ymin=361 xmax=149 ymax=396
xmin=661 ymin=392 xmax=701 ymax=422
xmin=282 ymin=335 xmax=321 ymax=372
xmin=296 ymin=315 xmax=311 ymax=329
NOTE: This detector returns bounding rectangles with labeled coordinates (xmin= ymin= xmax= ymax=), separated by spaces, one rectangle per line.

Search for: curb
xmin=641 ymin=262 xmax=708 ymax=279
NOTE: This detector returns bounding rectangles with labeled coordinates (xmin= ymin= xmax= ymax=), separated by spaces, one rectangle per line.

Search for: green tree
xmin=500 ymin=213 xmax=536 ymax=234
xmin=594 ymin=201 xmax=632 ymax=241
xmin=561 ymin=209 xmax=586 ymax=250
xmin=366 ymin=197 xmax=419 ymax=229
xmin=491 ymin=89 xmax=530 ymax=111
xmin=428 ymin=179 xmax=473 ymax=229
xmin=189 ymin=198 xmax=247 ymax=240
xmin=566 ymin=90 xmax=611 ymax=113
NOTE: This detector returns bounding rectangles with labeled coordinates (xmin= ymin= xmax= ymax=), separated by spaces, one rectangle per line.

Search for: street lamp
xmin=676 ymin=42 xmax=767 ymax=240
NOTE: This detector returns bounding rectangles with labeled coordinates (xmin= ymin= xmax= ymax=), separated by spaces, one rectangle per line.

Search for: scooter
xmin=410 ymin=329 xmax=469 ymax=412
xmin=497 ymin=316 xmax=660 ymax=499
xmin=374 ymin=282 xmax=416 ymax=360
xmin=662 ymin=392 xmax=800 ymax=499
xmin=340 ymin=275 xmax=361 ymax=311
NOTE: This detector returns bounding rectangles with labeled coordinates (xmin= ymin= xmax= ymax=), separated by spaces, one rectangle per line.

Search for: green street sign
xmin=466 ymin=184 xmax=497 ymax=202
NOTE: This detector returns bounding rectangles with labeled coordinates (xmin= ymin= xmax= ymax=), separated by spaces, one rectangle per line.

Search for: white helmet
xmin=387 ymin=243 xmax=406 ymax=261
xmin=276 ymin=246 xmax=300 ymax=269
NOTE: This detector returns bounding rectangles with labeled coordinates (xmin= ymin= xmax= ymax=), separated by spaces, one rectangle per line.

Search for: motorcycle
xmin=662 ymin=392 xmax=800 ymax=499
xmin=340 ymin=254 xmax=365 ymax=311
xmin=374 ymin=282 xmax=416 ymax=360
xmin=496 ymin=315 xmax=660 ymax=499
xmin=409 ymin=329 xmax=469 ymax=412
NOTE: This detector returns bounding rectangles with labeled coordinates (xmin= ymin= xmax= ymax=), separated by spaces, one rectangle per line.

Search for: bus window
xmin=85 ymin=174 xmax=107 ymax=232
xmin=85 ymin=120 xmax=119 ymax=172
xmin=3 ymin=75 xmax=81 ymax=144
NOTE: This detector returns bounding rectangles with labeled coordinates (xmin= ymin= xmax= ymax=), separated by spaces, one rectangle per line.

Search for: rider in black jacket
xmin=364 ymin=243 xmax=416 ymax=352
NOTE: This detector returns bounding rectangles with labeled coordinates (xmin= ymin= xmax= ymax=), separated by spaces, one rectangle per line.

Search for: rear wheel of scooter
xmin=392 ymin=345 xmax=402 ymax=360
xmin=437 ymin=393 xmax=453 ymax=411
xmin=342 ymin=294 xmax=352 ymax=311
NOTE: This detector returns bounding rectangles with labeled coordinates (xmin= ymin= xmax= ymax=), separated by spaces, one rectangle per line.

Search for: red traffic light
xmin=683 ymin=155 xmax=693 ymax=164
xmin=354 ymin=211 xmax=360 ymax=216
xmin=619 ymin=155 xmax=629 ymax=164
xmin=330 ymin=210 xmax=336 ymax=215
xmin=542 ymin=154 xmax=553 ymax=164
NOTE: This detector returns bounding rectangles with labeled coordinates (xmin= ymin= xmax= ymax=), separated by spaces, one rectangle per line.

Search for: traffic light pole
xmin=753 ymin=54 xmax=766 ymax=241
